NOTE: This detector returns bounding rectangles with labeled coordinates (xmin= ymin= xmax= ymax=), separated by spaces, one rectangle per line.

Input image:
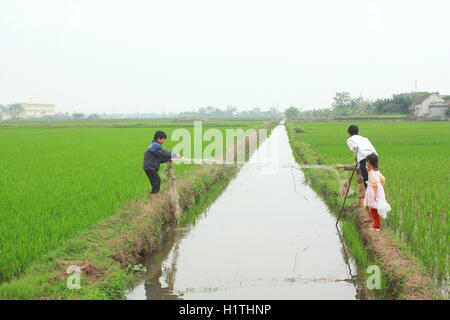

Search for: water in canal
xmin=126 ymin=124 xmax=360 ymax=300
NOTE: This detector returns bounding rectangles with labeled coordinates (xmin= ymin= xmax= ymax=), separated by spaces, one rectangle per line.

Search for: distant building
xmin=0 ymin=111 xmax=12 ymax=120
xmin=15 ymin=103 xmax=55 ymax=119
xmin=409 ymin=93 xmax=448 ymax=119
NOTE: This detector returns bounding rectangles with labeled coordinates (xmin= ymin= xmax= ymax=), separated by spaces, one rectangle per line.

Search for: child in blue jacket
xmin=143 ymin=131 xmax=180 ymax=197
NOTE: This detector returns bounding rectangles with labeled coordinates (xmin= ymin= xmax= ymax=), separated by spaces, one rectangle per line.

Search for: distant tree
xmin=72 ymin=112 xmax=85 ymax=119
xmin=292 ymin=91 xmax=438 ymax=119
xmin=332 ymin=92 xmax=352 ymax=114
xmin=225 ymin=106 xmax=237 ymax=117
xmin=391 ymin=95 xmax=409 ymax=113
xmin=285 ymin=106 xmax=300 ymax=120
xmin=370 ymin=92 xmax=431 ymax=114
xmin=350 ymin=96 xmax=372 ymax=114
xmin=87 ymin=114 xmax=100 ymax=120
xmin=248 ymin=107 xmax=261 ymax=118
xmin=179 ymin=106 xmax=279 ymax=119
xmin=267 ymin=107 xmax=279 ymax=117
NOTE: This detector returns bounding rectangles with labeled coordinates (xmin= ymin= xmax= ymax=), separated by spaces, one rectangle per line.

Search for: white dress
xmin=363 ymin=170 xmax=391 ymax=219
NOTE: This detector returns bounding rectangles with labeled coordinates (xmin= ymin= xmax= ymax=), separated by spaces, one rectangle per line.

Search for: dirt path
xmin=355 ymin=209 xmax=437 ymax=299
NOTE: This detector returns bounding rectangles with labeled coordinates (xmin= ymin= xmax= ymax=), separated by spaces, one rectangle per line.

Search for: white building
xmin=0 ymin=111 xmax=12 ymax=120
xmin=409 ymin=93 xmax=449 ymax=119
xmin=15 ymin=103 xmax=55 ymax=119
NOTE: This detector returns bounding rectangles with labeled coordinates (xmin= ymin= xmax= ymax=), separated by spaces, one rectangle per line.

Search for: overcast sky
xmin=1 ymin=0 xmax=449 ymax=114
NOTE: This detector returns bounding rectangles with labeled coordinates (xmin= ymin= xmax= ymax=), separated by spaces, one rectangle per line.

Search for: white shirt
xmin=346 ymin=135 xmax=377 ymax=162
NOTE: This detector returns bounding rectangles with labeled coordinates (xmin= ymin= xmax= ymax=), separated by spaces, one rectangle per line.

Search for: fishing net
xmin=166 ymin=161 xmax=182 ymax=222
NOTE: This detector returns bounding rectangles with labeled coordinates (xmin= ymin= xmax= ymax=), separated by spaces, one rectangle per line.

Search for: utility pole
xmin=415 ymin=80 xmax=418 ymax=92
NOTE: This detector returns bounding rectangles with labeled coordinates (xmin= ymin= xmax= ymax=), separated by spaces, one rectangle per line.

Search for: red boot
xmin=370 ymin=208 xmax=381 ymax=230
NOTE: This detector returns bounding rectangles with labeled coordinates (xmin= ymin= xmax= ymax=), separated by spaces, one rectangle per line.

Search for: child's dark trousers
xmin=144 ymin=168 xmax=161 ymax=194
xmin=359 ymin=158 xmax=369 ymax=189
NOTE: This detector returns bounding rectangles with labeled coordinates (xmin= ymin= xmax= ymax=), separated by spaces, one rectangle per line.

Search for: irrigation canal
xmin=126 ymin=124 xmax=361 ymax=299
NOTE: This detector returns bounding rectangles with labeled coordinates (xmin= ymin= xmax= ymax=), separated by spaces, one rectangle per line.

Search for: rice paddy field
xmin=0 ymin=120 xmax=265 ymax=281
xmin=286 ymin=121 xmax=450 ymax=285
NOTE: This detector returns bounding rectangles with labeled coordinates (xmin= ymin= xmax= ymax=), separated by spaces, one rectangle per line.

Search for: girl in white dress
xmin=363 ymin=153 xmax=391 ymax=230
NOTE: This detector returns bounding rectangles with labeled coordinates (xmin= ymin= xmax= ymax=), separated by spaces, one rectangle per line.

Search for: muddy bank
xmin=111 ymin=164 xmax=239 ymax=268
xmin=285 ymin=124 xmax=439 ymax=300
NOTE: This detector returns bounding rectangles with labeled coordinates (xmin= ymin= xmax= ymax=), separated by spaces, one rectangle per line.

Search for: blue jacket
xmin=143 ymin=141 xmax=175 ymax=171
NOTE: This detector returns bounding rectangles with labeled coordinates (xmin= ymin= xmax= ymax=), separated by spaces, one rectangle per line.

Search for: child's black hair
xmin=153 ymin=130 xmax=167 ymax=141
xmin=366 ymin=153 xmax=379 ymax=169
xmin=347 ymin=125 xmax=359 ymax=136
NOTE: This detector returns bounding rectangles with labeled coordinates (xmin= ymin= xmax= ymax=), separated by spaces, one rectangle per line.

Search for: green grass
xmin=286 ymin=121 xmax=450 ymax=284
xmin=0 ymin=119 xmax=265 ymax=128
xmin=0 ymin=120 xmax=266 ymax=281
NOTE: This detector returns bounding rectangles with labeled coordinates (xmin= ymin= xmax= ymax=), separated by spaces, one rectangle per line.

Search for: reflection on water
xmin=126 ymin=125 xmax=362 ymax=300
